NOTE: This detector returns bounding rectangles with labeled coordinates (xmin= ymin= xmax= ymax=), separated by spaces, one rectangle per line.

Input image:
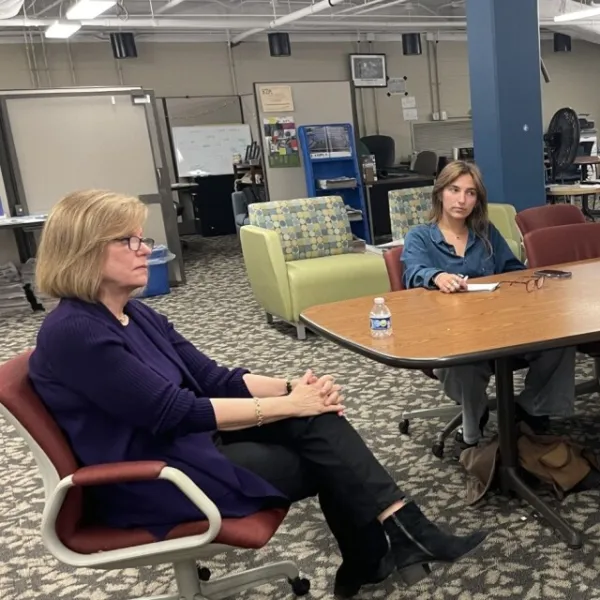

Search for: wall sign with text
xmin=258 ymin=85 xmax=295 ymax=112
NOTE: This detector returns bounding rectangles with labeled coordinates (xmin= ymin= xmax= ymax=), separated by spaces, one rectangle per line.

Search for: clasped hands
xmin=289 ymin=369 xmax=345 ymax=417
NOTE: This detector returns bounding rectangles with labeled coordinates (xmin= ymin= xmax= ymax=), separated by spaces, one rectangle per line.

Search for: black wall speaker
xmin=553 ymin=33 xmax=571 ymax=52
xmin=402 ymin=33 xmax=422 ymax=56
xmin=110 ymin=32 xmax=138 ymax=59
xmin=268 ymin=32 xmax=291 ymax=57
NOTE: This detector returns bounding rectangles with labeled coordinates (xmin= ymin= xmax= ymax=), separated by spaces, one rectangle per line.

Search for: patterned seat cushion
xmin=248 ymin=196 xmax=353 ymax=262
xmin=388 ymin=186 xmax=434 ymax=240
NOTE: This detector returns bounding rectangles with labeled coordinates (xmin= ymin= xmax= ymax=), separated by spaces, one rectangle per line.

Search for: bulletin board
xmin=253 ymin=81 xmax=356 ymax=201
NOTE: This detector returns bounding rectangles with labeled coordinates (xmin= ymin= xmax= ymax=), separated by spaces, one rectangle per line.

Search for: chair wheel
xmin=432 ymin=442 xmax=444 ymax=458
xmin=454 ymin=428 xmax=464 ymax=443
xmin=289 ymin=576 xmax=310 ymax=596
xmin=197 ymin=566 xmax=211 ymax=581
xmin=399 ymin=419 xmax=410 ymax=434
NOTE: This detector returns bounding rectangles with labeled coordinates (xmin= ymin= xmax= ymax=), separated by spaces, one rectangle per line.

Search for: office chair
xmin=516 ymin=204 xmax=586 ymax=237
xmin=383 ymin=246 xmax=527 ymax=458
xmin=412 ymin=151 xmax=438 ymax=177
xmin=0 ymin=352 xmax=310 ymax=600
xmin=174 ymin=201 xmax=189 ymax=251
xmin=360 ymin=135 xmax=396 ymax=173
xmin=523 ymin=222 xmax=600 ymax=398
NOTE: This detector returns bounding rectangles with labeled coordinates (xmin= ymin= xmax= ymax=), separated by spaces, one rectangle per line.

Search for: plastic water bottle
xmin=370 ymin=297 xmax=392 ymax=338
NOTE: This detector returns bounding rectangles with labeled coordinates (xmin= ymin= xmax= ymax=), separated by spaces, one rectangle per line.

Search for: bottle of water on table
xmin=370 ymin=297 xmax=392 ymax=338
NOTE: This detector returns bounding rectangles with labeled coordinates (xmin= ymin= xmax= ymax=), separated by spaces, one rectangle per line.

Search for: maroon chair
xmin=523 ymin=222 xmax=600 ymax=397
xmin=515 ymin=204 xmax=586 ymax=237
xmin=382 ymin=245 xmax=528 ymax=457
xmin=384 ymin=246 xmax=462 ymax=456
xmin=0 ymin=353 xmax=309 ymax=600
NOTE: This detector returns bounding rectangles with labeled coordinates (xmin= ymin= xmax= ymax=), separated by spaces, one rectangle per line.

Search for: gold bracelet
xmin=254 ymin=397 xmax=264 ymax=427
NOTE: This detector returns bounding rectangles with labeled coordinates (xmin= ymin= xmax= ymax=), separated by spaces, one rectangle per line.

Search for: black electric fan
xmin=544 ymin=107 xmax=581 ymax=183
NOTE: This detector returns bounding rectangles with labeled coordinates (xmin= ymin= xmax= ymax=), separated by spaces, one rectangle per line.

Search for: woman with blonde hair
xmin=29 ymin=190 xmax=486 ymax=599
xmin=401 ymin=161 xmax=575 ymax=455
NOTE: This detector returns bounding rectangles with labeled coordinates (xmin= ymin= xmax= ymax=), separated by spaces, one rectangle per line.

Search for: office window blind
xmin=413 ymin=120 xmax=473 ymax=157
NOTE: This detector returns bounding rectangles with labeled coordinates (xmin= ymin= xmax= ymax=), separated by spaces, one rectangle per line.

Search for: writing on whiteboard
xmin=171 ymin=124 xmax=252 ymax=177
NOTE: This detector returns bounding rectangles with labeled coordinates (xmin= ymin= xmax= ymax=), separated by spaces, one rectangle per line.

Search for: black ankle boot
xmin=382 ymin=502 xmax=487 ymax=585
xmin=515 ymin=404 xmax=549 ymax=433
xmin=333 ymin=552 xmax=395 ymax=599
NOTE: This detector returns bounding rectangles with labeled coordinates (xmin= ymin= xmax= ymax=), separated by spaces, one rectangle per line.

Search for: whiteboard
xmin=171 ymin=124 xmax=252 ymax=177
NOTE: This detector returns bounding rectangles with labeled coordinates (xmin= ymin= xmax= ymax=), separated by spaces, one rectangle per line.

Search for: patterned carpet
xmin=1 ymin=235 xmax=600 ymax=600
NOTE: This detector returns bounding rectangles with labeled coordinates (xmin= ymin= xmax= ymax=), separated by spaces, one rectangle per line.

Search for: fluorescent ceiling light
xmin=45 ymin=22 xmax=82 ymax=38
xmin=554 ymin=6 xmax=600 ymax=22
xmin=66 ymin=0 xmax=116 ymax=20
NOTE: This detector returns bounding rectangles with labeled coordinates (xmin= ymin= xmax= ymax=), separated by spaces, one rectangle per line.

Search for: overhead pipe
xmin=230 ymin=0 xmax=346 ymax=46
xmin=0 ymin=16 xmax=576 ymax=32
xmin=155 ymin=0 xmax=188 ymax=15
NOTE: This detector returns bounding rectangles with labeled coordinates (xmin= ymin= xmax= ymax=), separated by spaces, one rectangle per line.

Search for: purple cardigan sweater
xmin=28 ymin=298 xmax=286 ymax=538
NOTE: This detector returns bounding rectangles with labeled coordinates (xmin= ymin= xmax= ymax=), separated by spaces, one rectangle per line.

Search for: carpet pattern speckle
xmin=1 ymin=235 xmax=600 ymax=600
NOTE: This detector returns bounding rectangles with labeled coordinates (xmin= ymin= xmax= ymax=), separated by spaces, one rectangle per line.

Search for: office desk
xmin=365 ymin=175 xmax=434 ymax=243
xmin=301 ymin=259 xmax=600 ymax=549
xmin=0 ymin=215 xmax=47 ymax=262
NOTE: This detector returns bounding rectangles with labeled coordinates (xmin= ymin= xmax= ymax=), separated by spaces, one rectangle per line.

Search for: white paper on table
xmin=465 ymin=283 xmax=499 ymax=292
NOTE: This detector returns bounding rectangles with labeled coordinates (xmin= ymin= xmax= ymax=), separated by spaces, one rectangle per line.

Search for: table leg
xmin=495 ymin=357 xmax=583 ymax=549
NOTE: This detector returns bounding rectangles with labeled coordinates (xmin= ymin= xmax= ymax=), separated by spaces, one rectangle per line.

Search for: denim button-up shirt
xmin=401 ymin=223 xmax=525 ymax=289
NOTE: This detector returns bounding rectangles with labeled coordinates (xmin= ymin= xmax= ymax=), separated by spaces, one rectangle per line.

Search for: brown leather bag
xmin=460 ymin=423 xmax=599 ymax=505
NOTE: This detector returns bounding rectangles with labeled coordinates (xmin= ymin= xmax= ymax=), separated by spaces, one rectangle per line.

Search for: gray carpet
xmin=1 ymin=235 xmax=600 ymax=600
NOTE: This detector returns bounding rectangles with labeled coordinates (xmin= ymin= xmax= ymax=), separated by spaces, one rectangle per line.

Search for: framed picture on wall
xmin=349 ymin=53 xmax=387 ymax=88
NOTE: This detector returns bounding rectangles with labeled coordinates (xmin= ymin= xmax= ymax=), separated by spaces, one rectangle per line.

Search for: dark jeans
xmin=216 ymin=413 xmax=404 ymax=565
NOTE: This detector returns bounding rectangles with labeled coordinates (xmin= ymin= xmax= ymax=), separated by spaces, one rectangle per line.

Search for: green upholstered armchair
xmin=487 ymin=203 xmax=524 ymax=261
xmin=240 ymin=196 xmax=390 ymax=339
xmin=388 ymin=187 xmax=524 ymax=261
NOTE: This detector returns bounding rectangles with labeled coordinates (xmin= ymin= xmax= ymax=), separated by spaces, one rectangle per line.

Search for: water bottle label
xmin=370 ymin=316 xmax=391 ymax=331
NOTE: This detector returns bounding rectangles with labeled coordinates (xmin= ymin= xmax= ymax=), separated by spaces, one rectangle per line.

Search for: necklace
xmin=441 ymin=227 xmax=467 ymax=240
xmin=117 ymin=313 xmax=130 ymax=327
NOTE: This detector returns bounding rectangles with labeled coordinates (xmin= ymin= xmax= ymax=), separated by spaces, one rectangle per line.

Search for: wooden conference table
xmin=301 ymin=259 xmax=600 ymax=549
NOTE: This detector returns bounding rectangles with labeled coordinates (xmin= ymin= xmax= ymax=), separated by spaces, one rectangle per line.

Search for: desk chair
xmin=383 ymin=246 xmax=527 ymax=458
xmin=174 ymin=202 xmax=189 ymax=250
xmin=360 ymin=135 xmax=396 ymax=172
xmin=515 ymin=204 xmax=586 ymax=237
xmin=412 ymin=151 xmax=438 ymax=178
xmin=523 ymin=222 xmax=600 ymax=397
xmin=0 ymin=353 xmax=309 ymax=600
xmin=383 ymin=245 xmax=461 ymax=457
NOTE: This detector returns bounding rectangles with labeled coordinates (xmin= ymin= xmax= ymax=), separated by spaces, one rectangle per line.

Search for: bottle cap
xmin=374 ymin=297 xmax=385 ymax=304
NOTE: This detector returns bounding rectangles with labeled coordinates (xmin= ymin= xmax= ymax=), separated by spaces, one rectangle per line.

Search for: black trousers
xmin=216 ymin=413 xmax=404 ymax=564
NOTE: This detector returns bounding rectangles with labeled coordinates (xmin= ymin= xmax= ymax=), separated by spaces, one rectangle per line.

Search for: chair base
xmin=133 ymin=559 xmax=305 ymax=600
xmin=575 ymin=356 xmax=600 ymax=397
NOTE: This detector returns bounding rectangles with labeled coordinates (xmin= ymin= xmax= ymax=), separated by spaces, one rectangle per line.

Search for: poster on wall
xmin=263 ymin=116 xmax=300 ymax=168
xmin=258 ymin=85 xmax=294 ymax=112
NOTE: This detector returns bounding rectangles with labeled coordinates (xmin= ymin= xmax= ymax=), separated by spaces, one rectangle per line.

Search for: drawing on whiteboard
xmin=171 ymin=124 xmax=252 ymax=177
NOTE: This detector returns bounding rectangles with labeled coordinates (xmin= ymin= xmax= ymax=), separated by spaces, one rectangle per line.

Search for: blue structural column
xmin=466 ymin=0 xmax=546 ymax=211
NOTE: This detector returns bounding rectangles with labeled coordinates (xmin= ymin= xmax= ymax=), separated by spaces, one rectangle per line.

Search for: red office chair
xmin=0 ymin=353 xmax=309 ymax=600
xmin=524 ymin=222 xmax=600 ymax=397
xmin=383 ymin=246 xmax=529 ymax=457
xmin=515 ymin=204 xmax=586 ymax=237
xmin=383 ymin=247 xmax=473 ymax=457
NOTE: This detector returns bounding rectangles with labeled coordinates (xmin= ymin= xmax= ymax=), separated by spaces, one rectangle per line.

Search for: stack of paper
xmin=22 ymin=259 xmax=59 ymax=312
xmin=0 ymin=262 xmax=32 ymax=317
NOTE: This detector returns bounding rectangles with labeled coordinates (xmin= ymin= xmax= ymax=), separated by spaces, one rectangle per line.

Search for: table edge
xmin=300 ymin=315 xmax=599 ymax=369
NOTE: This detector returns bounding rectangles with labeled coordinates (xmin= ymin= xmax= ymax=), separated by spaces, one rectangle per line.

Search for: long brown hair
xmin=429 ymin=160 xmax=491 ymax=250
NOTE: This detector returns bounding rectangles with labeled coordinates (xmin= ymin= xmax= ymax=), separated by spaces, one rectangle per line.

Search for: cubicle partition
xmin=0 ymin=87 xmax=184 ymax=284
xmin=253 ymin=81 xmax=356 ymax=201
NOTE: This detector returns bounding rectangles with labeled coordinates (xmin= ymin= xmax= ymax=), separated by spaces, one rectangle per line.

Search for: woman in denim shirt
xmin=401 ymin=161 xmax=575 ymax=455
